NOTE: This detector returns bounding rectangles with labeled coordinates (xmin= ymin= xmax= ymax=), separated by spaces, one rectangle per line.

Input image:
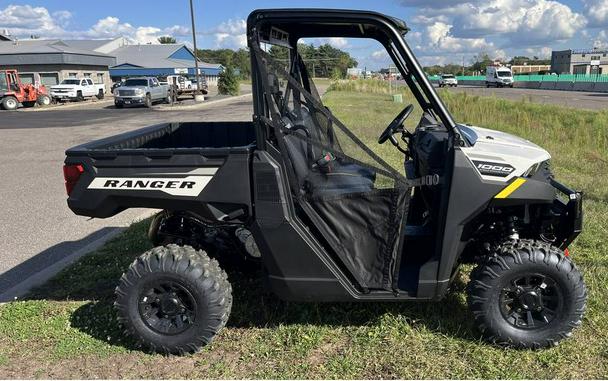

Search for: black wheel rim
xmin=499 ymin=273 xmax=563 ymax=330
xmin=138 ymin=280 xmax=197 ymax=335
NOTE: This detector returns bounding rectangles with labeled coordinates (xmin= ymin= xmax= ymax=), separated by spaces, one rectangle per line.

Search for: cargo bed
xmin=65 ymin=121 xmax=256 ymax=221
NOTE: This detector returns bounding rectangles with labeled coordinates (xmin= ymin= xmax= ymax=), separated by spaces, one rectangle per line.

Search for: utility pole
xmin=462 ymin=55 xmax=465 ymax=76
xmin=189 ymin=0 xmax=203 ymax=100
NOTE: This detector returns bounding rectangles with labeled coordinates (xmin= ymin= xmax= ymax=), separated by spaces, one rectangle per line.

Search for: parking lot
xmin=0 ymin=91 xmax=253 ymax=299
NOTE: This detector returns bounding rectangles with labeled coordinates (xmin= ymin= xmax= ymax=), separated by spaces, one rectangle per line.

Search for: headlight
xmin=523 ymin=160 xmax=550 ymax=178
xmin=135 ymin=88 xmax=145 ymax=95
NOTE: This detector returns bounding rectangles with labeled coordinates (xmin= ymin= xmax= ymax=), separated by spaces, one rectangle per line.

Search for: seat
xmin=282 ymin=108 xmax=375 ymax=196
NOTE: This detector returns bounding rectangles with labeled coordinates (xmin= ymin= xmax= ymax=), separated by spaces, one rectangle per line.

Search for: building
xmin=551 ymin=49 xmax=608 ymax=75
xmin=511 ymin=64 xmax=551 ymax=74
xmin=0 ymin=36 xmax=223 ymax=92
xmin=108 ymin=43 xmax=223 ymax=84
xmin=0 ymin=39 xmax=115 ymax=91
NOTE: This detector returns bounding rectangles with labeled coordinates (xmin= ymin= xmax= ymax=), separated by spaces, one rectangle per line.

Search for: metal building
xmin=551 ymin=49 xmax=608 ymax=75
xmin=0 ymin=39 xmax=115 ymax=91
xmin=108 ymin=44 xmax=222 ymax=84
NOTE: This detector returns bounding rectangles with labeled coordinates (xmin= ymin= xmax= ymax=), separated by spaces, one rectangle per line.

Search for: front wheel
xmin=1 ymin=96 xmax=19 ymax=110
xmin=144 ymin=94 xmax=152 ymax=108
xmin=37 ymin=94 xmax=51 ymax=106
xmin=115 ymin=245 xmax=232 ymax=354
xmin=467 ymin=239 xmax=586 ymax=349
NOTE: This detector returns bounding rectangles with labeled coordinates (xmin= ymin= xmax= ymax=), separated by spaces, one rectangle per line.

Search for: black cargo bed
xmin=66 ymin=121 xmax=256 ymax=157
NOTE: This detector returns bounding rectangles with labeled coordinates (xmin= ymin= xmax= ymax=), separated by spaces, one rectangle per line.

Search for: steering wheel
xmin=378 ymin=104 xmax=415 ymax=144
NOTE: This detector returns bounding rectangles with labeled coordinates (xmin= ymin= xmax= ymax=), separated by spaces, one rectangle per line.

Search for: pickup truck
xmin=50 ymin=78 xmax=105 ymax=101
xmin=113 ymin=77 xmax=170 ymax=108
xmin=63 ymin=8 xmax=586 ymax=355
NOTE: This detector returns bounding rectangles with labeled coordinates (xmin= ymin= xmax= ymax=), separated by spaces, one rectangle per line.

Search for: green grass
xmin=1 ymin=82 xmax=607 ymax=378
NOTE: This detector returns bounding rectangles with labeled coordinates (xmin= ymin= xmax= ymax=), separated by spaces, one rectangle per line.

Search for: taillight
xmin=63 ymin=164 xmax=84 ymax=196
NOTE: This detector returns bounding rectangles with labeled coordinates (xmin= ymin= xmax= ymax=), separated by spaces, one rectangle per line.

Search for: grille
xmin=119 ymin=89 xmax=136 ymax=96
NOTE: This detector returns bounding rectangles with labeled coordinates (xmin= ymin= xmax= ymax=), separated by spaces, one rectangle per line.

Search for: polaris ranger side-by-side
xmin=63 ymin=9 xmax=586 ymax=354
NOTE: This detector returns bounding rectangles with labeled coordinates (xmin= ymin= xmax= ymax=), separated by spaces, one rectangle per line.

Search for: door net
xmin=254 ymin=46 xmax=410 ymax=291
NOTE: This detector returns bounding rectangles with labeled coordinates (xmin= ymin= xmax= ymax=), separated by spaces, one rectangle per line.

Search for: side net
xmin=254 ymin=45 xmax=410 ymax=291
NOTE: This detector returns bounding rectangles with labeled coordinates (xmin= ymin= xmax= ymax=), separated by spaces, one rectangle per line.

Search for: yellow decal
xmin=494 ymin=178 xmax=527 ymax=199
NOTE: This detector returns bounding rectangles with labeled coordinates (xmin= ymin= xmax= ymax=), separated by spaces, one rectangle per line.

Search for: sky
xmin=1 ymin=0 xmax=607 ymax=69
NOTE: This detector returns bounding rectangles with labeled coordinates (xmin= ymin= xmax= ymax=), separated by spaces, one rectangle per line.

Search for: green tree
xmin=157 ymin=36 xmax=176 ymax=44
xmin=218 ymin=65 xmax=239 ymax=95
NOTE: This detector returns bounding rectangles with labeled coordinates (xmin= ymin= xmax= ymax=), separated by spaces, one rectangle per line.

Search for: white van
xmin=486 ymin=66 xmax=514 ymax=88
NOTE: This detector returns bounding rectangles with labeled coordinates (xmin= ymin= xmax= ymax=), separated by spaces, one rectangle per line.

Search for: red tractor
xmin=0 ymin=69 xmax=51 ymax=111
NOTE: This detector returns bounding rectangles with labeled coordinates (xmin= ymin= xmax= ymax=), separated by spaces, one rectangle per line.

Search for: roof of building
xmin=61 ymin=39 xmax=116 ymax=52
xmin=0 ymin=39 xmax=113 ymax=57
xmin=110 ymin=43 xmax=221 ymax=69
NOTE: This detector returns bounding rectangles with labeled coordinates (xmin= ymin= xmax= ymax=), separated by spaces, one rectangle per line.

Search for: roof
xmin=110 ymin=43 xmax=220 ymax=70
xmin=0 ymin=39 xmax=113 ymax=57
xmin=61 ymin=39 xmax=116 ymax=52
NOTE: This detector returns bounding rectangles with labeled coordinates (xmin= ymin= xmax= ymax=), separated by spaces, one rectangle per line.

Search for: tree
xmin=158 ymin=36 xmax=176 ymax=44
xmin=218 ymin=65 xmax=239 ymax=95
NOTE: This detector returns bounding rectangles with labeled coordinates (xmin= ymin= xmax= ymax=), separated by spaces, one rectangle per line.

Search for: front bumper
xmin=51 ymin=91 xmax=77 ymax=99
xmin=115 ymin=96 xmax=145 ymax=105
xmin=550 ymin=179 xmax=583 ymax=249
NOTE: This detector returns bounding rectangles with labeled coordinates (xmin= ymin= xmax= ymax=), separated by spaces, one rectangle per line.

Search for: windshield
xmin=124 ymin=79 xmax=148 ymax=86
xmin=497 ymin=71 xmax=512 ymax=77
xmin=442 ymin=74 xmax=454 ymax=78
xmin=61 ymin=79 xmax=80 ymax=85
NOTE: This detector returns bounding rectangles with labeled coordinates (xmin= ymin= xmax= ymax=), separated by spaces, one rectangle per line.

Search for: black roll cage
xmin=247 ymin=8 xmax=464 ymax=149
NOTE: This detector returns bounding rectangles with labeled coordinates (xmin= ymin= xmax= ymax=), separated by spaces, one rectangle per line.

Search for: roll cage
xmin=247 ymin=8 xmax=463 ymax=148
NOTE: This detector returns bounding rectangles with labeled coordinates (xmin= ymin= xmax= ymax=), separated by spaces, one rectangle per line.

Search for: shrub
xmin=218 ymin=65 xmax=240 ymax=96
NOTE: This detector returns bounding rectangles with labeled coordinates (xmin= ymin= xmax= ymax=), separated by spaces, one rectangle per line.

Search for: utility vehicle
xmin=63 ymin=9 xmax=586 ymax=354
xmin=0 ymin=69 xmax=51 ymax=110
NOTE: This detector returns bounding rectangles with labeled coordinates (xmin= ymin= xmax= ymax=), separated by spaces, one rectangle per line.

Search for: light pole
xmin=189 ymin=0 xmax=203 ymax=101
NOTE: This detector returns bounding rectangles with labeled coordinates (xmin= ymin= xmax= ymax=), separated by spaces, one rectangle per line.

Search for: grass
xmin=1 ymin=80 xmax=607 ymax=378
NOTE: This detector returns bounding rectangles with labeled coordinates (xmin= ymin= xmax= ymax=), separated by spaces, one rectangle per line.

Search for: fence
xmin=428 ymin=74 xmax=608 ymax=83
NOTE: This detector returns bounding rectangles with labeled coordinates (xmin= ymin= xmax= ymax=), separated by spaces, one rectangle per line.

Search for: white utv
xmin=63 ymin=9 xmax=586 ymax=354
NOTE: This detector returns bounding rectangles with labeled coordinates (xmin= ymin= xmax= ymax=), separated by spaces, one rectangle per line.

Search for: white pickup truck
xmin=50 ymin=78 xmax=105 ymax=101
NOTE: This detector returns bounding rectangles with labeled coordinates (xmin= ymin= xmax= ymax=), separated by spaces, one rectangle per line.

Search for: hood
xmin=51 ymin=84 xmax=76 ymax=89
xmin=459 ymin=124 xmax=551 ymax=182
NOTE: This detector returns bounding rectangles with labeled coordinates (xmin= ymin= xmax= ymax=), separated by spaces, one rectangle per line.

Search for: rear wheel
xmin=1 ymin=96 xmax=19 ymax=110
xmin=37 ymin=94 xmax=51 ymax=106
xmin=467 ymin=239 xmax=586 ymax=349
xmin=96 ymin=89 xmax=104 ymax=100
xmin=115 ymin=245 xmax=232 ymax=354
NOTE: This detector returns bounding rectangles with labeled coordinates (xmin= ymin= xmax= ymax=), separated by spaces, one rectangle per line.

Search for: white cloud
xmin=371 ymin=49 xmax=389 ymax=60
xmin=591 ymin=30 xmax=608 ymax=48
xmin=582 ymin=0 xmax=608 ymax=27
xmin=413 ymin=0 xmax=586 ymax=45
xmin=0 ymin=4 xmax=189 ymax=44
xmin=208 ymin=18 xmax=246 ymax=49
xmin=413 ymin=21 xmax=505 ymax=59
xmin=524 ymin=46 xmax=553 ymax=59
xmin=0 ymin=4 xmax=66 ymax=37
